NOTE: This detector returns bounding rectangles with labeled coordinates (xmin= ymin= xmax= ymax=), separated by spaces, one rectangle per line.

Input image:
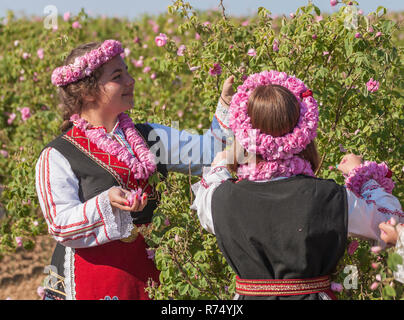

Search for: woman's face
xmin=95 ymin=55 xmax=135 ymax=116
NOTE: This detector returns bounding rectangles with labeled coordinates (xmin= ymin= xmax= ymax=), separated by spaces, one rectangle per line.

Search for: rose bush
xmin=0 ymin=0 xmax=403 ymax=299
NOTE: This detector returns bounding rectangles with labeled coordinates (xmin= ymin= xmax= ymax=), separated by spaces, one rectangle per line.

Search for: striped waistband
xmin=235 ymin=275 xmax=331 ymax=296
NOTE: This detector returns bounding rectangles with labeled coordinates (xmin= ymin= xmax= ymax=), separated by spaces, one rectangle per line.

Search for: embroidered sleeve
xmin=190 ymin=160 xmax=232 ymax=234
xmin=147 ymin=101 xmax=233 ymax=176
xmin=347 ymin=179 xmax=404 ymax=242
xmin=35 ymin=147 xmax=133 ymax=248
xmin=394 ymin=225 xmax=404 ymax=284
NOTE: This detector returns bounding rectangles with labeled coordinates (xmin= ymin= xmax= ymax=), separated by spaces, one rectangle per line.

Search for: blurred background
xmin=1 ymin=0 xmax=404 ymax=19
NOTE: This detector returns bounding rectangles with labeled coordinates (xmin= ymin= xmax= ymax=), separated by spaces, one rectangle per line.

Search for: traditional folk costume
xmin=191 ymin=71 xmax=404 ymax=300
xmin=35 ymin=40 xmax=231 ymax=300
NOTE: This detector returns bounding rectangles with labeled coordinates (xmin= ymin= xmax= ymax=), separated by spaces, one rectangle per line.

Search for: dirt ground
xmin=0 ymin=235 xmax=55 ymax=300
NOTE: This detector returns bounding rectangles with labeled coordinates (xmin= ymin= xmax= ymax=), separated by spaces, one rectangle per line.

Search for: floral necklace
xmin=237 ymin=155 xmax=315 ymax=181
xmin=71 ymin=112 xmax=156 ymax=180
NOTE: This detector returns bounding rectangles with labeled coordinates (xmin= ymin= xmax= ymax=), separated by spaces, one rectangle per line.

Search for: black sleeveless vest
xmin=43 ymin=123 xmax=167 ymax=297
xmin=211 ymin=175 xmax=348 ymax=300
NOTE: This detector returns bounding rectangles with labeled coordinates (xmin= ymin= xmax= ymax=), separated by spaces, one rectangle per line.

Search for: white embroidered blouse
xmin=191 ymin=160 xmax=404 ymax=244
xmin=35 ymin=104 xmax=231 ymax=249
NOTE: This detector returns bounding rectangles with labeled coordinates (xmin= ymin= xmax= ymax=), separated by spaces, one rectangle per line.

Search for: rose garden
xmin=0 ymin=0 xmax=403 ymax=300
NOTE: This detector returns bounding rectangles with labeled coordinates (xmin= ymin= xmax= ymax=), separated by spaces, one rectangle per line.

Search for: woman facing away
xmin=35 ymin=40 xmax=233 ymax=300
xmin=191 ymin=71 xmax=404 ymax=300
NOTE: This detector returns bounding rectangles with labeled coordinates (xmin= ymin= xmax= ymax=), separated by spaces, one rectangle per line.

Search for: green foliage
xmin=0 ymin=0 xmax=403 ymax=299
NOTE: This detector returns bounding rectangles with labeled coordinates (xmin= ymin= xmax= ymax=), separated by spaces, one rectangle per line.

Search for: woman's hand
xmin=219 ymin=76 xmax=235 ymax=108
xmin=337 ymin=153 xmax=363 ymax=175
xmin=108 ymin=187 xmax=148 ymax=212
xmin=379 ymin=222 xmax=399 ymax=245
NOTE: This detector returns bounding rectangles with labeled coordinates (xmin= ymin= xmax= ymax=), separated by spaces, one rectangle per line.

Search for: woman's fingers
xmin=128 ymin=193 xmax=148 ymax=212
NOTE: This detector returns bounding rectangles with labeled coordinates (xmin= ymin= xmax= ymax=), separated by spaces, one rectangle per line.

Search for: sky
xmin=1 ymin=0 xmax=404 ymax=19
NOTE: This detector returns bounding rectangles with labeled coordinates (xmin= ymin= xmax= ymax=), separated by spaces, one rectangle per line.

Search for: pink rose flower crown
xmin=51 ymin=39 xmax=124 ymax=87
xmin=228 ymin=70 xmax=319 ymax=181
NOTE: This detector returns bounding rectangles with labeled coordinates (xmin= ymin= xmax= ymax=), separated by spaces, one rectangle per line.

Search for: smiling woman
xmin=35 ymin=39 xmax=233 ymax=300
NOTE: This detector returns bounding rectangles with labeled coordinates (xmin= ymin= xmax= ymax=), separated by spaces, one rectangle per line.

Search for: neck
xmin=80 ymin=110 xmax=119 ymax=133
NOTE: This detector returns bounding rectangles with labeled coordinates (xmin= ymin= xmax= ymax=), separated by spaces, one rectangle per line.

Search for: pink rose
xmin=146 ymin=249 xmax=155 ymax=260
xmin=247 ymin=48 xmax=256 ymax=57
xmin=37 ymin=48 xmax=44 ymax=60
xmin=347 ymin=240 xmax=359 ymax=255
xmin=330 ymin=0 xmax=338 ymax=6
xmin=143 ymin=66 xmax=151 ymax=73
xmin=370 ymin=282 xmax=379 ymax=290
xmin=155 ymin=33 xmax=168 ymax=47
xmin=366 ymin=78 xmax=380 ymax=93
xmin=7 ymin=113 xmax=16 ymax=125
xmin=72 ymin=21 xmax=82 ymax=29
xmin=15 ymin=236 xmax=23 ymax=247
xmin=209 ymin=63 xmax=222 ymax=76
xmin=0 ymin=150 xmax=8 ymax=158
xmin=273 ymin=40 xmax=279 ymax=52
xmin=20 ymin=107 xmax=31 ymax=121
xmin=371 ymin=246 xmax=382 ymax=253
xmin=177 ymin=45 xmax=186 ymax=56
xmin=22 ymin=52 xmax=30 ymax=60
xmin=375 ymin=32 xmax=382 ymax=38
xmin=285 ymin=77 xmax=306 ymax=95
xmin=355 ymin=33 xmax=362 ymax=38
xmin=331 ymin=282 xmax=343 ymax=292
xmin=63 ymin=12 xmax=71 ymax=21
xmin=150 ymin=73 xmax=157 ymax=80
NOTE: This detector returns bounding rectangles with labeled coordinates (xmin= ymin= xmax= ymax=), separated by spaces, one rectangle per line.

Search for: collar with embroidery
xmin=71 ymin=113 xmax=156 ymax=180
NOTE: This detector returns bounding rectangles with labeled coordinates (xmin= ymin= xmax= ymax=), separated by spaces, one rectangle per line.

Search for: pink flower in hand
xmin=155 ymin=33 xmax=168 ymax=47
xmin=366 ymin=78 xmax=380 ymax=93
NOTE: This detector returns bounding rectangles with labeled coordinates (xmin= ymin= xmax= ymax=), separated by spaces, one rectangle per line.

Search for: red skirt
xmin=71 ymin=233 xmax=159 ymax=300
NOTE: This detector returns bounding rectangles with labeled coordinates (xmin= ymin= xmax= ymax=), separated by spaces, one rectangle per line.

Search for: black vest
xmin=43 ymin=123 xmax=167 ymax=297
xmin=212 ymin=175 xmax=348 ymax=300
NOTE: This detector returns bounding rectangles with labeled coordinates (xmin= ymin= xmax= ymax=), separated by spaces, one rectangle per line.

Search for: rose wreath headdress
xmin=228 ymin=70 xmax=319 ymax=181
xmin=51 ymin=39 xmax=124 ymax=87
xmin=228 ymin=70 xmax=396 ymax=198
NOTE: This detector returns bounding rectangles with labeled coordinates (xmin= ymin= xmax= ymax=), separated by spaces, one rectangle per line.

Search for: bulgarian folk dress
xmin=191 ymin=160 xmax=404 ymax=300
xmin=35 ymin=103 xmax=230 ymax=300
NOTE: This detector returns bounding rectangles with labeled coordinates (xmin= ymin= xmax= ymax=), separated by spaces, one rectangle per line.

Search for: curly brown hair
xmin=57 ymin=42 xmax=106 ymax=132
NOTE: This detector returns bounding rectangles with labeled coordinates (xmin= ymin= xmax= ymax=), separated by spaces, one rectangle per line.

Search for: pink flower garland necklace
xmin=71 ymin=113 xmax=156 ymax=180
xmin=228 ymin=70 xmax=319 ymax=181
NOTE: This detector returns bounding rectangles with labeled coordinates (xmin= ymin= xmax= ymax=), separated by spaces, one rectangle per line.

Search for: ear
xmin=83 ymin=95 xmax=97 ymax=103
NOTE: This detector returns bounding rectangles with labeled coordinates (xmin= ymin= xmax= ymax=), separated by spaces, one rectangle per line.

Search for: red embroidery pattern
xmin=362 ymin=184 xmax=380 ymax=193
xmin=64 ymin=126 xmax=156 ymax=199
xmin=377 ymin=207 xmax=404 ymax=218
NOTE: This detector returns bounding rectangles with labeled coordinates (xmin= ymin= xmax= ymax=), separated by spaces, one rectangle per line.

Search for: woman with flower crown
xmin=35 ymin=40 xmax=233 ymax=300
xmin=191 ymin=70 xmax=404 ymax=300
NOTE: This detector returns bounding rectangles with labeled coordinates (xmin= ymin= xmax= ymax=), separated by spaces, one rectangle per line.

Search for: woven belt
xmin=236 ymin=275 xmax=331 ymax=296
